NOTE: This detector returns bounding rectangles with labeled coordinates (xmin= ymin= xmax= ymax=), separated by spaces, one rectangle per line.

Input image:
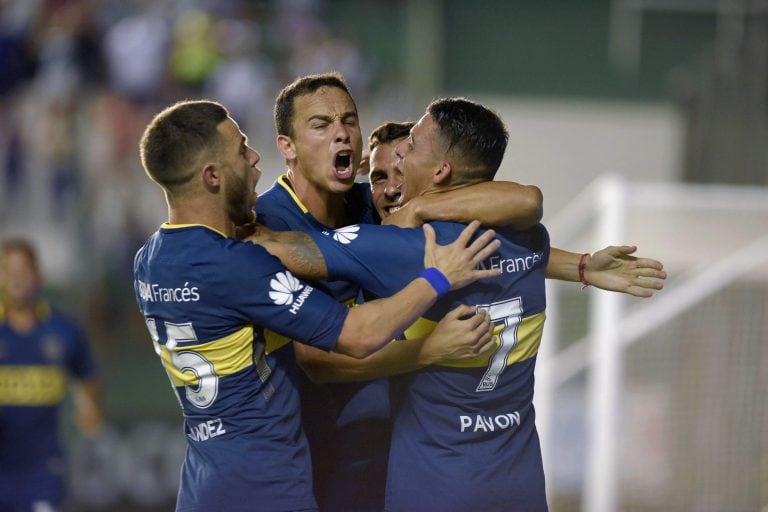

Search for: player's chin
xmin=329 ymin=177 xmax=355 ymax=193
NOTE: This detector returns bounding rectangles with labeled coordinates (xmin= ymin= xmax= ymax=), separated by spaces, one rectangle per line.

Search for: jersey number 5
xmin=144 ymin=318 xmax=219 ymax=409
xmin=475 ymin=297 xmax=523 ymax=393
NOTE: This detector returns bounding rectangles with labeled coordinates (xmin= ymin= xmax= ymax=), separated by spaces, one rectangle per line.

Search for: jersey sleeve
xmin=308 ymin=224 xmax=425 ymax=298
xmin=220 ymin=240 xmax=349 ymax=351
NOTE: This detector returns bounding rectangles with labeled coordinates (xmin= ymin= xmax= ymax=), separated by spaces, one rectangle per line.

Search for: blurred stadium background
xmin=0 ymin=0 xmax=766 ymax=510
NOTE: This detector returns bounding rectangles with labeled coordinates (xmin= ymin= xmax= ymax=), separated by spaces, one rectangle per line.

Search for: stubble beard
xmin=226 ymin=171 xmax=255 ymax=227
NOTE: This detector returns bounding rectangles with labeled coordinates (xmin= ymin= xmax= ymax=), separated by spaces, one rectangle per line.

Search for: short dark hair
xmin=139 ymin=100 xmax=229 ymax=192
xmin=274 ymin=72 xmax=356 ymax=137
xmin=368 ymin=121 xmax=415 ymax=151
xmin=426 ymin=97 xmax=508 ymax=180
xmin=0 ymin=239 xmax=38 ymax=270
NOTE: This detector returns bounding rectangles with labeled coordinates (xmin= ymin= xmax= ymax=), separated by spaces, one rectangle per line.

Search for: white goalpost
xmin=535 ymin=175 xmax=768 ymax=512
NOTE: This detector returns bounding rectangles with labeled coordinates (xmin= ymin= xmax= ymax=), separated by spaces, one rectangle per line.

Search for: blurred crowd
xmin=0 ymin=0 xmax=380 ymax=349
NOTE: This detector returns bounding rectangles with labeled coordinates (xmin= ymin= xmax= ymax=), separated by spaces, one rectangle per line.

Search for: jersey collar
xmin=161 ymin=222 xmax=227 ymax=238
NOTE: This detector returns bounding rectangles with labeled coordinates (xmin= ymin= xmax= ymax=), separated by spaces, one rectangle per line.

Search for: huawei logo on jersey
xmin=269 ymin=271 xmax=313 ymax=315
xmin=332 ymin=225 xmax=359 ymax=244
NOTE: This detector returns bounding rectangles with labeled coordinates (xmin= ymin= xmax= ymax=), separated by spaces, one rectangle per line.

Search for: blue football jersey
xmin=257 ymin=176 xmax=391 ymax=511
xmin=0 ymin=302 xmax=97 ymax=508
xmin=310 ymin=221 xmax=550 ymax=512
xmin=133 ymin=223 xmax=350 ymax=512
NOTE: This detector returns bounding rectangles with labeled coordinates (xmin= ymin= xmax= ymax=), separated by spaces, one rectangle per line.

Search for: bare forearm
xmin=413 ymin=182 xmax=543 ymax=229
xmin=545 ymin=247 xmax=581 ymax=281
xmin=335 ymin=278 xmax=437 ymax=358
xmin=245 ymin=225 xmax=329 ymax=280
xmin=295 ymin=338 xmax=431 ymax=383
xmin=74 ymin=378 xmax=103 ymax=436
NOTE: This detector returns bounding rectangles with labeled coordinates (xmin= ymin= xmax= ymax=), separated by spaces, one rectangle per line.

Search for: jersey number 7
xmin=475 ymin=297 xmax=523 ymax=393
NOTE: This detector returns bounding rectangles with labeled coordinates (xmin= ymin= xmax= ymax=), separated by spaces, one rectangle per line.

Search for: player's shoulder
xmin=423 ymin=221 xmax=469 ymax=244
xmin=222 ymin=237 xmax=284 ymax=271
xmin=41 ymin=304 xmax=88 ymax=337
xmin=497 ymin=222 xmax=550 ymax=249
xmin=332 ymin=222 xmax=424 ymax=243
xmin=346 ymin=182 xmax=376 ymax=223
xmin=143 ymin=225 xmax=283 ymax=275
xmin=256 ymin=178 xmax=286 ymax=205
xmin=256 ymin=179 xmax=308 ymax=231
xmin=256 ymin=176 xmax=295 ymax=213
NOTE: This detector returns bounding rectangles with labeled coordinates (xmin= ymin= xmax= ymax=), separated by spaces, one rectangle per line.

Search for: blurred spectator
xmin=0 ymin=0 xmax=38 ymax=96
xmin=32 ymin=0 xmax=105 ymax=101
xmin=204 ymin=18 xmax=278 ymax=140
xmin=103 ymin=3 xmax=170 ymax=103
xmin=286 ymin=26 xmax=370 ymax=99
xmin=168 ymin=9 xmax=219 ymax=94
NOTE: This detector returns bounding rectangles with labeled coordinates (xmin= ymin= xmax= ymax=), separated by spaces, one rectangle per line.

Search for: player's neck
xmin=169 ymin=198 xmax=236 ymax=238
xmin=287 ymin=171 xmax=348 ymax=228
xmin=2 ymin=301 xmax=37 ymax=333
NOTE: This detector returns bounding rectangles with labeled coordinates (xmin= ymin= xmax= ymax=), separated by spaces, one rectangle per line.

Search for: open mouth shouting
xmin=380 ymin=202 xmax=402 ymax=218
xmin=333 ymin=150 xmax=355 ymax=181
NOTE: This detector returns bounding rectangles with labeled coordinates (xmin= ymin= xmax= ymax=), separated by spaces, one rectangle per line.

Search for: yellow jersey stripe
xmin=264 ymin=329 xmax=292 ymax=355
xmin=0 ymin=366 xmax=67 ymax=405
xmin=160 ymin=326 xmax=254 ymax=386
xmin=403 ymin=313 xmax=545 ymax=368
xmin=264 ymin=296 xmax=358 ymax=354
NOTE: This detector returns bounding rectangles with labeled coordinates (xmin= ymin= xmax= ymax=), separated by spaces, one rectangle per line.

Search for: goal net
xmin=535 ymin=175 xmax=768 ymax=512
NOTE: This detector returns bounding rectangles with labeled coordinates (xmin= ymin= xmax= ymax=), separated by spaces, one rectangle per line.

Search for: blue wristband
xmin=420 ymin=267 xmax=451 ymax=297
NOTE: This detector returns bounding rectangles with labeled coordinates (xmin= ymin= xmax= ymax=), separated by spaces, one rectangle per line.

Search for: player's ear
xmin=276 ymin=135 xmax=297 ymax=161
xmin=433 ymin=160 xmax=452 ymax=184
xmin=202 ymin=162 xmax=220 ymax=189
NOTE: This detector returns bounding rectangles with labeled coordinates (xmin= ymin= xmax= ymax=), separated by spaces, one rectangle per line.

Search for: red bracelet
xmin=578 ymin=253 xmax=590 ymax=289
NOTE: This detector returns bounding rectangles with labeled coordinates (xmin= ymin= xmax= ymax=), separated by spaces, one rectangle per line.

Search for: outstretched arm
xmin=296 ymin=305 xmax=495 ymax=383
xmin=546 ymin=246 xmax=667 ymax=298
xmin=246 ymin=221 xmax=501 ymax=290
xmin=384 ymin=181 xmax=543 ymax=229
xmin=248 ymin=221 xmax=501 ymax=358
